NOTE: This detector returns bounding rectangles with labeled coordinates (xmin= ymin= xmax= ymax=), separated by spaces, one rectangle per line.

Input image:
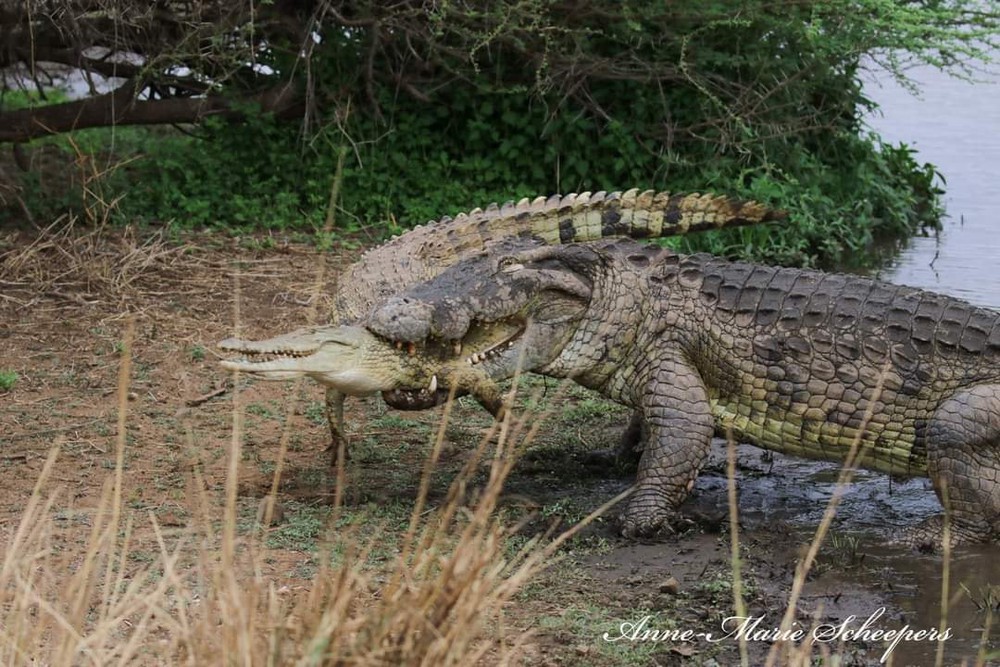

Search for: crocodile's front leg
xmin=910 ymin=384 xmax=1000 ymax=548
xmin=619 ymin=354 xmax=714 ymax=537
xmin=325 ymin=387 xmax=349 ymax=465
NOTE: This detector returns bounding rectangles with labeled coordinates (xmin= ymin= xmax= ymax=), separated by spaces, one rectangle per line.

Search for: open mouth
xmin=370 ymin=319 xmax=525 ymax=368
xmin=465 ymin=325 xmax=524 ymax=366
xmin=216 ymin=337 xmax=320 ymax=365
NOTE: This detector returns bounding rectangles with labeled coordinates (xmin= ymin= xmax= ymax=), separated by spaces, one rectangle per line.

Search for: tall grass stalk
xmin=725 ymin=429 xmax=750 ymax=667
xmin=765 ymin=361 xmax=891 ymax=667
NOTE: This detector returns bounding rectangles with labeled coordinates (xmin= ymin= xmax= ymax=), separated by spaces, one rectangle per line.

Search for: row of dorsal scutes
xmin=366 ymin=188 xmax=771 ymax=264
xmin=446 ymin=189 xmax=648 ymax=240
xmin=424 ymin=189 xmax=759 ymax=246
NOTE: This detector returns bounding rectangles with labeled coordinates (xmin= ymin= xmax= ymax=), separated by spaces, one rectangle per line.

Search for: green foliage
xmin=674 ymin=137 xmax=946 ymax=268
xmin=0 ymin=370 xmax=17 ymax=391
xmin=266 ymin=503 xmax=331 ymax=551
xmin=304 ymin=401 xmax=327 ymax=426
xmin=6 ymin=0 xmax=994 ymax=267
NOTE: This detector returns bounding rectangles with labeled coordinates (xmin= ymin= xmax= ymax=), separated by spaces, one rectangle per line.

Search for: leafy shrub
xmin=6 ymin=0 xmax=986 ymax=267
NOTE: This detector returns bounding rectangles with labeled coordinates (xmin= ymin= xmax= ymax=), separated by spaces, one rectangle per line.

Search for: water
xmin=848 ymin=60 xmax=1000 ymax=665
xmin=694 ymin=440 xmax=1000 ymax=665
xmin=864 ymin=58 xmax=1000 ymax=308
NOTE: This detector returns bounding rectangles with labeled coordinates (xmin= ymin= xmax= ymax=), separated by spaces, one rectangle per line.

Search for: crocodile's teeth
xmin=453 ymin=341 xmax=462 ymax=356
xmin=407 ymin=342 xmax=416 ymax=356
xmin=395 ymin=341 xmax=403 ymax=351
xmin=429 ymin=375 xmax=438 ymax=393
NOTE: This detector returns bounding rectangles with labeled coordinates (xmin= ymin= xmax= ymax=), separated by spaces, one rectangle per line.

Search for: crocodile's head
xmin=217 ymin=325 xmax=440 ymax=396
xmin=367 ymin=240 xmax=599 ymax=383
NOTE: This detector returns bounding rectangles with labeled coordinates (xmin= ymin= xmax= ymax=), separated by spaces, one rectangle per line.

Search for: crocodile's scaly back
xmin=332 ymin=189 xmax=784 ymax=322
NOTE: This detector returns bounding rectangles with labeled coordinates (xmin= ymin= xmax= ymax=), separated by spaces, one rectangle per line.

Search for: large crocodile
xmin=366 ymin=238 xmax=1000 ymax=547
xmin=218 ymin=190 xmax=786 ymax=450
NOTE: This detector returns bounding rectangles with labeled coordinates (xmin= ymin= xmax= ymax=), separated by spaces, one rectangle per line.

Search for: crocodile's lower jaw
xmin=220 ymin=361 xmax=393 ymax=395
xmin=308 ymin=369 xmax=400 ymax=394
xmin=466 ymin=329 xmax=523 ymax=366
xmin=219 ymin=360 xmax=305 ymax=380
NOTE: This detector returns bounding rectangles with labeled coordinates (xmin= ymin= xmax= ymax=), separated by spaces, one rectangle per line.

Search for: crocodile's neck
xmin=540 ymin=257 xmax=658 ymax=402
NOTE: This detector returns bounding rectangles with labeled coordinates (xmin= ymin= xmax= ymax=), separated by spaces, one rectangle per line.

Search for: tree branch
xmin=0 ymin=81 xmax=302 ymax=143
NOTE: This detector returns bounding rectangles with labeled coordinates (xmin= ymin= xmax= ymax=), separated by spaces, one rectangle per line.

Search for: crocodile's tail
xmin=407 ymin=189 xmax=785 ymax=260
xmin=336 ymin=189 xmax=786 ymax=321
xmin=496 ymin=188 xmax=785 ymax=243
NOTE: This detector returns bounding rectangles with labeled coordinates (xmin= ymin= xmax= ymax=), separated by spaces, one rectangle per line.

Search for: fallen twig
xmin=186 ymin=381 xmax=230 ymax=406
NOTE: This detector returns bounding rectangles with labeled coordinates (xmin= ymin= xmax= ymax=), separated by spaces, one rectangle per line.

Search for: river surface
xmin=804 ymin=59 xmax=1000 ymax=665
xmin=865 ymin=59 xmax=1000 ymax=307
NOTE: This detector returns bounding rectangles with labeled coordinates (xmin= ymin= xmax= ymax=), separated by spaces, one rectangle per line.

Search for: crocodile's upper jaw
xmin=217 ymin=325 xmax=427 ymax=395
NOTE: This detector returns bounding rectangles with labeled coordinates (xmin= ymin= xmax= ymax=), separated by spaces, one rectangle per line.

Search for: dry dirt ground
xmin=0 ymin=226 xmax=997 ymax=665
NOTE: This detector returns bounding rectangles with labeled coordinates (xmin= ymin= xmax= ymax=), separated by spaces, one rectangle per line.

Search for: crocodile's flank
xmin=368 ymin=238 xmax=1000 ymax=547
xmin=218 ymin=189 xmax=786 ymax=449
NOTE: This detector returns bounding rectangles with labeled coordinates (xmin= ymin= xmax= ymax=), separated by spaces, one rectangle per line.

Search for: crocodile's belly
xmin=709 ymin=395 xmax=928 ymax=477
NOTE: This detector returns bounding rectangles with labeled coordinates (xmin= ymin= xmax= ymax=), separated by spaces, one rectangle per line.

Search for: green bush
xmin=102 ymin=89 xmax=941 ymax=268
xmin=6 ymin=0 xmax=990 ymax=268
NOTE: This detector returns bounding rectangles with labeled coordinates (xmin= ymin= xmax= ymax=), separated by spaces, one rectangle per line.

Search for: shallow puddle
xmin=691 ymin=439 xmax=999 ymax=665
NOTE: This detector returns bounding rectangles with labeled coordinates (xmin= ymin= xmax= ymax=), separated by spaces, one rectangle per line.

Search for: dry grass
xmin=3 ymin=164 xmax=628 ymax=663
xmin=0 ymin=316 xmax=627 ymax=664
xmin=0 ymin=215 xmax=191 ymax=310
xmin=0 ymin=134 xmax=192 ymax=313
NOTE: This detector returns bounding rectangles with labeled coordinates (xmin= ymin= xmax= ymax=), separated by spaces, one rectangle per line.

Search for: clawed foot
xmin=894 ymin=515 xmax=992 ymax=553
xmin=617 ymin=490 xmax=688 ymax=538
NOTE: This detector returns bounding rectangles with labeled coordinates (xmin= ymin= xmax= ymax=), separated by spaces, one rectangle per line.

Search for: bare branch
xmin=0 ymin=81 xmax=302 ymax=143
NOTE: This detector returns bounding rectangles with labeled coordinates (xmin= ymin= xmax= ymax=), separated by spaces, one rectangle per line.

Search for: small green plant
xmin=265 ymin=503 xmax=331 ymax=551
xmin=304 ymin=401 xmax=327 ymax=426
xmin=190 ymin=345 xmax=206 ymax=361
xmin=240 ymin=235 xmax=277 ymax=251
xmin=826 ymin=532 xmax=865 ymax=569
xmin=0 ymin=370 xmax=17 ymax=391
xmin=245 ymin=403 xmax=275 ymax=418
xmin=961 ymin=582 xmax=1000 ymax=613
